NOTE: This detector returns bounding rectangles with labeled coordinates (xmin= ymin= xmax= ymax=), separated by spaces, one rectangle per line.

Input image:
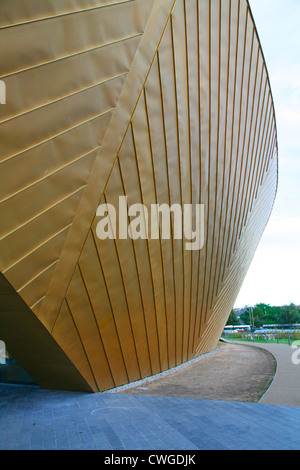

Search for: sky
xmin=234 ymin=0 xmax=300 ymax=308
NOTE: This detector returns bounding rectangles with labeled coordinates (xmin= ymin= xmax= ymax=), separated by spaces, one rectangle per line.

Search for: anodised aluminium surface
xmin=0 ymin=0 xmax=278 ymax=392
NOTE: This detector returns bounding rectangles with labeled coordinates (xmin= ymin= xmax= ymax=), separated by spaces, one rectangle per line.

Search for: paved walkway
xmin=0 ymin=341 xmax=299 ymax=450
xmin=0 ymin=383 xmax=299 ymax=450
xmin=241 ymin=342 xmax=300 ymax=407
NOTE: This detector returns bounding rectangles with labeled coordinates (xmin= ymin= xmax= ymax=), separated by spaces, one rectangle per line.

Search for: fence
xmin=222 ymin=329 xmax=300 ymax=346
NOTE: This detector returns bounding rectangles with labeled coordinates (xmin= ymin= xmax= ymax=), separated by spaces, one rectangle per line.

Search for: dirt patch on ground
xmin=120 ymin=342 xmax=277 ymax=403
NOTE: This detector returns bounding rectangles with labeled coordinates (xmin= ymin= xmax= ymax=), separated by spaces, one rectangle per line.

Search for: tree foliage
xmin=226 ymin=309 xmax=240 ymax=325
xmin=228 ymin=303 xmax=300 ymax=327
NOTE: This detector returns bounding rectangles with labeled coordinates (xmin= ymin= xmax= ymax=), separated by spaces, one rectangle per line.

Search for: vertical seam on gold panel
xmin=235 ymin=40 xmax=260 ymax=243
xmin=183 ymin=0 xmax=194 ymax=361
xmin=241 ymin=69 xmax=266 ymax=233
xmin=201 ymin=0 xmax=212 ymax=326
xmin=266 ymin=134 xmax=276 ymax=173
xmin=103 ymin=190 xmax=142 ymax=380
xmin=64 ymin=298 xmax=99 ymax=392
xmin=234 ymin=32 xmax=260 ymax=249
xmin=250 ymin=92 xmax=271 ymax=211
xmin=77 ymin=263 xmax=116 ymax=389
xmin=250 ymin=95 xmax=271 ymax=209
xmin=116 ymin=156 xmax=154 ymax=376
xmin=198 ymin=171 xmax=276 ymax=355
xmin=230 ymin=18 xmax=255 ymax=255
xmin=154 ymin=52 xmax=169 ymax=369
xmin=207 ymin=0 xmax=221 ymax=313
xmin=143 ymin=88 xmax=163 ymax=372
xmin=219 ymin=0 xmax=241 ymax=285
xmin=208 ymin=0 xmax=232 ymax=335
xmin=157 ymin=49 xmax=176 ymax=368
xmin=239 ymin=55 xmax=264 ymax=234
xmin=192 ymin=0 xmax=203 ymax=353
xmin=246 ymin=78 xmax=268 ymax=218
xmin=258 ymin=102 xmax=274 ymax=190
xmin=170 ymin=11 xmax=184 ymax=366
xmin=130 ymin=122 xmax=163 ymax=374
xmin=205 ymin=160 xmax=277 ymax=353
xmin=197 ymin=0 xmax=209 ymax=338
xmin=223 ymin=2 xmax=248 ymax=272
xmin=90 ymin=229 xmax=130 ymax=383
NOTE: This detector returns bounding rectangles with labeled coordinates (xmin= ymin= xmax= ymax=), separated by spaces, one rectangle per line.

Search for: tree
xmin=226 ymin=309 xmax=240 ymax=326
xmin=239 ymin=308 xmax=251 ymax=325
xmin=252 ymin=306 xmax=264 ymax=327
xmin=237 ymin=303 xmax=300 ymax=327
xmin=279 ymin=304 xmax=300 ymax=325
xmin=255 ymin=303 xmax=277 ymax=324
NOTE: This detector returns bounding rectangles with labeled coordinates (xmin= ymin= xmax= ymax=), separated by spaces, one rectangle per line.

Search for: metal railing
xmin=222 ymin=329 xmax=300 ymax=346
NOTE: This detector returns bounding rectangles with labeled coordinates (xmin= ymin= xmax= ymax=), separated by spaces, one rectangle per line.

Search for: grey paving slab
xmin=0 ymin=383 xmax=299 ymax=450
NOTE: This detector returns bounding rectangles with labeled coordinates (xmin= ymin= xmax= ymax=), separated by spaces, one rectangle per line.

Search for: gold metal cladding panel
xmin=0 ymin=0 xmax=278 ymax=392
xmin=0 ymin=0 xmax=155 ymax=314
xmin=196 ymin=157 xmax=278 ymax=356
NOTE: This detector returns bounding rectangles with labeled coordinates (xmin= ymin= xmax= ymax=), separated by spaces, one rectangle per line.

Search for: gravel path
xmin=120 ymin=342 xmax=276 ymax=403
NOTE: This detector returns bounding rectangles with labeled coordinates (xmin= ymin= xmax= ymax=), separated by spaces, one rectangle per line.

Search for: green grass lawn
xmin=222 ymin=332 xmax=300 ymax=345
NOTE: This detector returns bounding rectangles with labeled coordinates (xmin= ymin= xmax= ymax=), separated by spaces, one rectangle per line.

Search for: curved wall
xmin=0 ymin=0 xmax=278 ymax=392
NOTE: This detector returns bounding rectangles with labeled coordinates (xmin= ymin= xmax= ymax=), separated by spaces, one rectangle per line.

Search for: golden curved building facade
xmin=0 ymin=0 xmax=278 ymax=392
